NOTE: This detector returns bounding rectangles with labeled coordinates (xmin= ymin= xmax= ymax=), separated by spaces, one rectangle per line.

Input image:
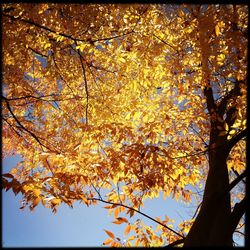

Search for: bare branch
xmin=217 ymin=80 xmax=243 ymax=117
xmin=2 ymin=94 xmax=60 ymax=101
xmin=153 ymin=34 xmax=178 ymax=53
xmin=88 ymin=197 xmax=185 ymax=239
xmin=234 ymin=230 xmax=245 ymax=237
xmin=227 ymin=170 xmax=247 ymax=192
xmin=227 ymin=128 xmax=247 ymax=152
xmin=2 ymin=13 xmax=86 ymax=42
xmin=27 ymin=46 xmax=48 ymax=57
xmin=232 ymin=168 xmax=246 ymax=184
xmin=3 ymin=13 xmax=136 ymax=46
xmin=230 ymin=196 xmax=246 ymax=235
xmin=226 ymin=170 xmax=246 ymax=194
xmin=192 ymin=201 xmax=202 ymax=220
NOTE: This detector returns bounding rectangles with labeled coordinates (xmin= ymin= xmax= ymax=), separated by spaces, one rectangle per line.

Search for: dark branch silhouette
xmin=87 ymin=197 xmax=185 ymax=239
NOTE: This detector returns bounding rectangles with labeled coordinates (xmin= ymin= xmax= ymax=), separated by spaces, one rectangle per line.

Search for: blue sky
xmin=2 ymin=156 xmax=244 ymax=247
xmin=3 ymin=156 xmax=195 ymax=247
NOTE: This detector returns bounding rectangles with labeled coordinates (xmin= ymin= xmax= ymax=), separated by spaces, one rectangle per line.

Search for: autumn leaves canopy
xmin=2 ymin=4 xmax=247 ymax=247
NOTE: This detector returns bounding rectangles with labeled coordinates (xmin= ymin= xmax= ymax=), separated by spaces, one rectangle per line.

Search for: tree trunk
xmin=184 ymin=137 xmax=233 ymax=246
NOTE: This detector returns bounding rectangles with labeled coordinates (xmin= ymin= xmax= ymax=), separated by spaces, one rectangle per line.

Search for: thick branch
xmin=230 ymin=196 xmax=246 ymax=235
xmin=191 ymin=201 xmax=202 ymax=220
xmin=203 ymin=82 xmax=216 ymax=115
xmin=88 ymin=197 xmax=185 ymax=239
xmin=217 ymin=80 xmax=243 ymax=117
xmin=226 ymin=170 xmax=246 ymax=193
xmin=232 ymin=168 xmax=246 ymax=184
xmin=227 ymin=128 xmax=247 ymax=151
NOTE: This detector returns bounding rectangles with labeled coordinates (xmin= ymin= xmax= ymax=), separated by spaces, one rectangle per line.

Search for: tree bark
xmin=184 ymin=141 xmax=233 ymax=246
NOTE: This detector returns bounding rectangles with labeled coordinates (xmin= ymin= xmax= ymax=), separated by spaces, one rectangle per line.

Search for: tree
xmin=1 ymin=3 xmax=247 ymax=247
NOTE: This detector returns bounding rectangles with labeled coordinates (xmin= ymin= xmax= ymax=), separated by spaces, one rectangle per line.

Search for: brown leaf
xmin=33 ymin=197 xmax=40 ymax=207
xmin=2 ymin=173 xmax=14 ymax=178
xmin=104 ymin=229 xmax=115 ymax=239
xmin=113 ymin=217 xmax=128 ymax=224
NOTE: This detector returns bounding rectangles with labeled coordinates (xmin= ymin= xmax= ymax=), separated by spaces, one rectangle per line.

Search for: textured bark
xmin=184 ymin=144 xmax=232 ymax=246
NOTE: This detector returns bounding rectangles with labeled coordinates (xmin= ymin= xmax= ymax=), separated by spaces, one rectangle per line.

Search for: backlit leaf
xmin=104 ymin=229 xmax=115 ymax=239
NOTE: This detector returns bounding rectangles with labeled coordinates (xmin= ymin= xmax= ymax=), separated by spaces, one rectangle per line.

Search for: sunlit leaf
xmin=104 ymin=229 xmax=115 ymax=239
xmin=124 ymin=224 xmax=131 ymax=236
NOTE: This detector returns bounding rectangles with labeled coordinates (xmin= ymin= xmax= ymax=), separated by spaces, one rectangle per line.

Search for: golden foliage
xmin=2 ymin=3 xmax=247 ymax=246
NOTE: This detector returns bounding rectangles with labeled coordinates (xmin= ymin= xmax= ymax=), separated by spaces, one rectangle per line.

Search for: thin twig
xmin=153 ymin=34 xmax=178 ymax=53
xmin=77 ymin=51 xmax=89 ymax=124
xmin=3 ymin=96 xmax=59 ymax=154
xmin=88 ymin=197 xmax=185 ymax=239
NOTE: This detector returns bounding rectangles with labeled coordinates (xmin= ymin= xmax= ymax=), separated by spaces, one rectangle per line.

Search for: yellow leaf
xmin=217 ymin=53 xmax=225 ymax=61
xmin=51 ymin=198 xmax=61 ymax=206
xmin=125 ymin=112 xmax=131 ymax=120
xmin=142 ymin=114 xmax=149 ymax=123
xmin=124 ymin=224 xmax=131 ymax=236
xmin=229 ymin=129 xmax=236 ymax=135
xmin=104 ymin=229 xmax=115 ymax=239
xmin=133 ymin=111 xmax=142 ymax=120
xmin=103 ymin=205 xmax=113 ymax=209
xmin=44 ymin=43 xmax=51 ymax=49
xmin=103 ymin=238 xmax=113 ymax=245
xmin=176 ymin=152 xmax=186 ymax=157
xmin=33 ymin=189 xmax=41 ymax=197
xmin=135 ymin=238 xmax=140 ymax=246
xmin=224 ymin=122 xmax=229 ymax=131
xmin=215 ymin=24 xmax=220 ymax=36
xmin=23 ymin=185 xmax=33 ymax=192
xmin=79 ymin=194 xmax=89 ymax=206
xmin=234 ymin=161 xmax=245 ymax=173
xmin=114 ymin=207 xmax=120 ymax=218
xmin=127 ymin=235 xmax=135 ymax=241
xmin=118 ymin=57 xmax=126 ymax=63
